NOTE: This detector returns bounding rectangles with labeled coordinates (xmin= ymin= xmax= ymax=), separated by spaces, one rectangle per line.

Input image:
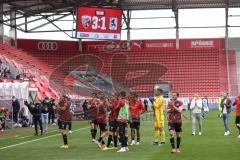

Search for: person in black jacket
xmin=24 ymin=100 xmax=43 ymax=136
xmin=82 ymin=100 xmax=88 ymax=120
xmin=12 ymin=96 xmax=20 ymax=123
xmin=143 ymin=99 xmax=148 ymax=111
xmin=48 ymin=98 xmax=56 ymax=125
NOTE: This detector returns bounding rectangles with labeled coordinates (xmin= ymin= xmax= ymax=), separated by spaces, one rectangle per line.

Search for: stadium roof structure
xmin=120 ymin=0 xmax=240 ymax=10
xmin=1 ymin=0 xmax=240 ymax=34
xmin=1 ymin=0 xmax=240 ymax=15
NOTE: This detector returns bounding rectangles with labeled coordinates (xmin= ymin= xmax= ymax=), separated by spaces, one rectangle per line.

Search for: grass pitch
xmin=0 ymin=111 xmax=239 ymax=160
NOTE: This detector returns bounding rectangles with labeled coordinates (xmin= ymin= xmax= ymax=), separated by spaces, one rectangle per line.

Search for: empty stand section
xmin=15 ymin=38 xmax=238 ymax=97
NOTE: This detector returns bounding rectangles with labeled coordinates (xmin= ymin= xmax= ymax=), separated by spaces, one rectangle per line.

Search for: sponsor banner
xmin=82 ymin=39 xmax=225 ymax=52
xmin=180 ymin=39 xmax=225 ymax=49
xmin=83 ymin=40 xmax=176 ymax=52
xmin=17 ymin=38 xmax=225 ymax=53
xmin=76 ymin=7 xmax=122 ymax=40
xmin=17 ymin=39 xmax=79 ymax=52
xmin=76 ymin=32 xmax=120 ymax=40
xmin=83 ymin=40 xmax=144 ymax=52
xmin=38 ymin=41 xmax=58 ymax=51
xmin=144 ymin=40 xmax=176 ymax=50
xmin=191 ymin=40 xmax=214 ymax=48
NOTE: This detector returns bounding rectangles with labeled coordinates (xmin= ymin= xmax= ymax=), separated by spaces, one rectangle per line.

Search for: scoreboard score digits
xmin=76 ymin=7 xmax=122 ymax=40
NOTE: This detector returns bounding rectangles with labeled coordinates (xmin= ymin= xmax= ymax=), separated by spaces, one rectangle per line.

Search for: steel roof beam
xmin=28 ymin=13 xmax=70 ymax=32
xmin=0 ymin=0 xmax=34 ymax=5
xmin=28 ymin=29 xmax=74 ymax=33
xmin=44 ymin=16 xmax=72 ymax=38
xmin=0 ymin=1 xmax=47 ymax=15
xmin=225 ymin=0 xmax=231 ymax=95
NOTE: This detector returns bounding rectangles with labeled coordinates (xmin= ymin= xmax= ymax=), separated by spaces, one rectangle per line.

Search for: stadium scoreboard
xmin=76 ymin=7 xmax=122 ymax=40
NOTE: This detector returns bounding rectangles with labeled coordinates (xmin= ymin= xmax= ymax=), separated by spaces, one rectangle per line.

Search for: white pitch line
xmin=17 ymin=129 xmax=59 ymax=139
xmin=0 ymin=129 xmax=59 ymax=140
xmin=0 ymin=126 xmax=89 ymax=150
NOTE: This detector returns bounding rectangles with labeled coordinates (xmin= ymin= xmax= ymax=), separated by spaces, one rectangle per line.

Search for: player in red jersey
xmin=129 ymin=92 xmax=145 ymax=145
xmin=102 ymin=93 xmax=120 ymax=150
xmin=232 ymin=95 xmax=240 ymax=138
xmin=88 ymin=92 xmax=101 ymax=142
xmin=57 ymin=95 xmax=71 ymax=149
xmin=116 ymin=91 xmax=130 ymax=153
xmin=95 ymin=96 xmax=109 ymax=148
xmin=167 ymin=92 xmax=183 ymax=153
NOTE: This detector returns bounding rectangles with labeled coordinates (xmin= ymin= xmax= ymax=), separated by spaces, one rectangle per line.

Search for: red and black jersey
xmin=58 ymin=100 xmax=71 ymax=121
xmin=116 ymin=99 xmax=125 ymax=109
xmin=128 ymin=97 xmax=136 ymax=107
xmin=88 ymin=98 xmax=100 ymax=120
xmin=167 ymin=100 xmax=183 ymax=124
xmin=97 ymin=100 xmax=106 ymax=124
xmin=109 ymin=99 xmax=120 ymax=122
xmin=129 ymin=100 xmax=145 ymax=118
xmin=88 ymin=98 xmax=101 ymax=109
xmin=233 ymin=98 xmax=240 ymax=116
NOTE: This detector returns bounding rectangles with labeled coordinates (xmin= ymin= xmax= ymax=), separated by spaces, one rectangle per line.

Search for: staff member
xmin=24 ymin=100 xmax=43 ymax=136
xmin=220 ymin=93 xmax=231 ymax=136
xmin=190 ymin=94 xmax=203 ymax=136
xmin=48 ymin=98 xmax=56 ymax=125
xmin=41 ymin=97 xmax=50 ymax=133
xmin=12 ymin=96 xmax=20 ymax=123
xmin=202 ymin=96 xmax=209 ymax=119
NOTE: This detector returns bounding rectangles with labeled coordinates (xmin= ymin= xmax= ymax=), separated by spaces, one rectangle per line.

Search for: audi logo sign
xmin=38 ymin=42 xmax=58 ymax=51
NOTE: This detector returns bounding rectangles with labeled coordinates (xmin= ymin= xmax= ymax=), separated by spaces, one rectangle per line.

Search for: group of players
xmin=87 ymin=91 xmax=145 ymax=152
xmin=56 ymin=88 xmax=184 ymax=153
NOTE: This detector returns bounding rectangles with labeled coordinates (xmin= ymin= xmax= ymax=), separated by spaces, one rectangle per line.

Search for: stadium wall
xmin=16 ymin=38 xmax=239 ymax=97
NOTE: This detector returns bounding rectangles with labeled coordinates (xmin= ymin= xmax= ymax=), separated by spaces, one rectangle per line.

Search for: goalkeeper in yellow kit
xmin=152 ymin=88 xmax=166 ymax=145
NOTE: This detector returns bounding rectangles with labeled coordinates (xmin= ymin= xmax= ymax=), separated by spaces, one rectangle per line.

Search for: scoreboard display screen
xmin=76 ymin=7 xmax=122 ymax=40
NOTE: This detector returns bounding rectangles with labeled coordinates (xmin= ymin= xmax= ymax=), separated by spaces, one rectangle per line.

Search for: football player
xmin=57 ymin=95 xmax=71 ymax=149
xmin=152 ymin=88 xmax=165 ymax=145
xmin=167 ymin=92 xmax=183 ymax=153
xmin=129 ymin=92 xmax=145 ymax=145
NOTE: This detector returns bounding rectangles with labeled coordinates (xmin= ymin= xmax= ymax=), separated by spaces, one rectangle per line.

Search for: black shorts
xmin=109 ymin=121 xmax=118 ymax=132
xmin=168 ymin=123 xmax=182 ymax=132
xmin=130 ymin=117 xmax=140 ymax=129
xmin=58 ymin=119 xmax=68 ymax=130
xmin=90 ymin=119 xmax=98 ymax=125
xmin=130 ymin=121 xmax=140 ymax=129
xmin=235 ymin=116 xmax=240 ymax=125
xmin=99 ymin=123 xmax=108 ymax=132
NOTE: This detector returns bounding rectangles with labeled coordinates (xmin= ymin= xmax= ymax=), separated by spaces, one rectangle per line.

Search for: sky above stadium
xmin=3 ymin=8 xmax=240 ymax=41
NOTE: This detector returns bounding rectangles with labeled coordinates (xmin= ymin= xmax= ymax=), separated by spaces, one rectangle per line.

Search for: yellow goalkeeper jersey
xmin=153 ymin=96 xmax=165 ymax=119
